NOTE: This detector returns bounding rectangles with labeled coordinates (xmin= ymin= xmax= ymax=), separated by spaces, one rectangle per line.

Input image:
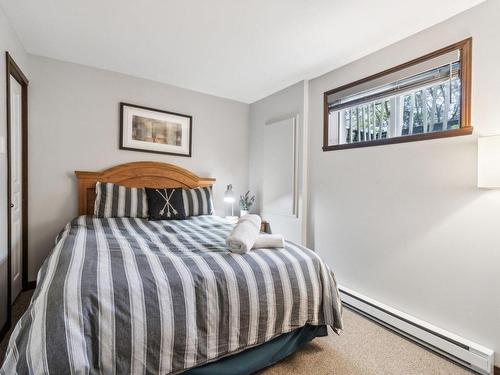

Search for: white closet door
xmin=10 ymin=75 xmax=23 ymax=303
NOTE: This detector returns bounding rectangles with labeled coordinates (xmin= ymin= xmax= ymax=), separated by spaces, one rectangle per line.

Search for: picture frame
xmin=119 ymin=102 xmax=192 ymax=157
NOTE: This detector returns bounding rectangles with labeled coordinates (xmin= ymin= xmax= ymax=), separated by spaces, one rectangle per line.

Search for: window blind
xmin=327 ymin=49 xmax=461 ymax=112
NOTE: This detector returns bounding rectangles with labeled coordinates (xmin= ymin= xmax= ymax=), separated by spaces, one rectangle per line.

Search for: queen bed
xmin=1 ymin=162 xmax=343 ymax=375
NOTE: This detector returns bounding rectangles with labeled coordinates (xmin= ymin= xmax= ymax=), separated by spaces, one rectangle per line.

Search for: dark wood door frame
xmin=2 ymin=52 xmax=29 ymax=340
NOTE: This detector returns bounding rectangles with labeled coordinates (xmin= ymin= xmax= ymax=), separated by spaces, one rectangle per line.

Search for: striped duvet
xmin=1 ymin=215 xmax=343 ymax=374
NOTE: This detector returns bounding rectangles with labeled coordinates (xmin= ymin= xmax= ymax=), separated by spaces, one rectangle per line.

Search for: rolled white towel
xmin=238 ymin=214 xmax=255 ymax=222
xmin=252 ymin=234 xmax=285 ymax=249
xmin=226 ymin=214 xmax=262 ymax=253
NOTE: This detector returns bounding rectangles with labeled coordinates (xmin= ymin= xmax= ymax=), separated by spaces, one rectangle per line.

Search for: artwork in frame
xmin=120 ymin=102 xmax=192 ymax=157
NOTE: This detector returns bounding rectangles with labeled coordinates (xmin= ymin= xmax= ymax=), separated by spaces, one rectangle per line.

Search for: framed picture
xmin=120 ymin=102 xmax=192 ymax=157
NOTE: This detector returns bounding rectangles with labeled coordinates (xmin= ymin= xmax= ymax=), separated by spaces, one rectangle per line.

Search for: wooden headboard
xmin=75 ymin=161 xmax=216 ymax=215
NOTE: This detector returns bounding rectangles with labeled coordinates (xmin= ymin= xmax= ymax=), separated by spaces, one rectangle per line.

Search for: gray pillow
xmin=182 ymin=187 xmax=214 ymax=216
xmin=94 ymin=182 xmax=148 ymax=218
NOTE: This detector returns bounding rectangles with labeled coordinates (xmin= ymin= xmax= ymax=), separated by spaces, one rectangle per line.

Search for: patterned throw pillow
xmin=182 ymin=187 xmax=214 ymax=216
xmin=145 ymin=188 xmax=186 ymax=220
xmin=94 ymin=182 xmax=148 ymax=218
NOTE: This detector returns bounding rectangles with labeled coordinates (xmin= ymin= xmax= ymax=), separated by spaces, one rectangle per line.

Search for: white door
xmin=10 ymin=75 xmax=22 ymax=303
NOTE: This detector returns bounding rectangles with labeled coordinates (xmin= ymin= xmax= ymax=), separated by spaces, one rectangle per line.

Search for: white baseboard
xmin=339 ymin=286 xmax=494 ymax=375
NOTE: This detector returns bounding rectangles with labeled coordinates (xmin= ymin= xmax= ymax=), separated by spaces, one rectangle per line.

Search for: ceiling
xmin=0 ymin=0 xmax=485 ymax=103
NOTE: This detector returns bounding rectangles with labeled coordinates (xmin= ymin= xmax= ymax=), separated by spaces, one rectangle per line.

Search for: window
xmin=323 ymin=39 xmax=472 ymax=151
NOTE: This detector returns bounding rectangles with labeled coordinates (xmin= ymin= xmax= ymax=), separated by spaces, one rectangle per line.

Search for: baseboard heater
xmin=339 ymin=286 xmax=494 ymax=375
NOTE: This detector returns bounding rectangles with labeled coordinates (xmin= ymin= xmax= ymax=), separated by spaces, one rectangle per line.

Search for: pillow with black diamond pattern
xmin=145 ymin=187 xmax=186 ymax=220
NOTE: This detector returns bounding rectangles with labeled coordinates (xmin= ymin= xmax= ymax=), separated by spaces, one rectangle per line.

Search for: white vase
xmin=240 ymin=209 xmax=249 ymax=217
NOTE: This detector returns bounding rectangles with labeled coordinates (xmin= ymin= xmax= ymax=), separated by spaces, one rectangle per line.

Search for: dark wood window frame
xmin=323 ymin=38 xmax=473 ymax=151
xmin=2 ymin=52 xmax=30 ymax=340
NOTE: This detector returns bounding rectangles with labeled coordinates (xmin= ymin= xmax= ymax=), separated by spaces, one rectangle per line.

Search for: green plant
xmin=239 ymin=191 xmax=255 ymax=211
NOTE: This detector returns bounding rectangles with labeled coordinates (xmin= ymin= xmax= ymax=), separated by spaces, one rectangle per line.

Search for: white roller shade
xmin=327 ymin=49 xmax=461 ymax=111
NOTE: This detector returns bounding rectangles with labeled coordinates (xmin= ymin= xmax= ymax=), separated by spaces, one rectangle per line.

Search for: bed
xmin=1 ymin=162 xmax=343 ymax=375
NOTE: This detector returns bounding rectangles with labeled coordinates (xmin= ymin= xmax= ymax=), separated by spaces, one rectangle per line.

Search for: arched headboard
xmin=75 ymin=161 xmax=216 ymax=215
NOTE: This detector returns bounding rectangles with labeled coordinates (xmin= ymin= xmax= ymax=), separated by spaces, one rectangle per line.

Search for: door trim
xmin=4 ymin=52 xmax=29 ymax=339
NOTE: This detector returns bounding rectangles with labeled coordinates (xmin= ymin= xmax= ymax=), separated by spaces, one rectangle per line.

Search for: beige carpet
xmin=260 ymin=309 xmax=473 ymax=375
xmin=1 ymin=292 xmax=473 ymax=374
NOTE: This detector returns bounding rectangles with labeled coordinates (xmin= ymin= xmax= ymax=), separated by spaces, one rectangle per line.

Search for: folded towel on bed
xmin=252 ymin=234 xmax=285 ymax=249
xmin=226 ymin=214 xmax=261 ymax=253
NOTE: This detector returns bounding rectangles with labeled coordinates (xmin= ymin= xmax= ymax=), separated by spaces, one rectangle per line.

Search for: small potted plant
xmin=239 ymin=191 xmax=255 ymax=217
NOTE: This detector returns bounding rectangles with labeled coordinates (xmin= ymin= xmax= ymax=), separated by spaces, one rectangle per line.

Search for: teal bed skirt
xmin=184 ymin=324 xmax=328 ymax=375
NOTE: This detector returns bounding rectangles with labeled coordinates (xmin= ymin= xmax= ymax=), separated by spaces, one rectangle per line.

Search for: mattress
xmin=1 ymin=215 xmax=342 ymax=374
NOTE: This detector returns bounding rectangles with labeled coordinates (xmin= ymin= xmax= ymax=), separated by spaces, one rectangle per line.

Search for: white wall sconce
xmin=478 ymin=135 xmax=500 ymax=188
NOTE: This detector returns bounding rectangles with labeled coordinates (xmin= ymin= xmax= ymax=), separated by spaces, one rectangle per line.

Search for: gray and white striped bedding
xmin=1 ymin=215 xmax=342 ymax=375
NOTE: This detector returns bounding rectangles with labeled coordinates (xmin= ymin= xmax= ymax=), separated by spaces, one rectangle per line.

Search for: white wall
xmin=249 ymin=81 xmax=307 ymax=244
xmin=0 ymin=7 xmax=28 ymax=329
xmin=307 ymin=0 xmax=500 ymax=362
xmin=27 ymin=55 xmax=249 ymax=281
